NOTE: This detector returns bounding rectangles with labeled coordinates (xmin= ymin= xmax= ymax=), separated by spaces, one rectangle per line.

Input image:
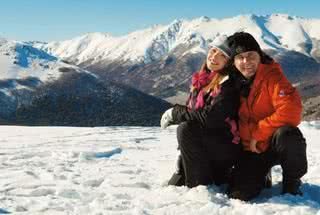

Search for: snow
xmin=34 ymin=14 xmax=320 ymax=66
xmin=0 ymin=123 xmax=319 ymax=214
xmin=267 ymin=14 xmax=312 ymax=53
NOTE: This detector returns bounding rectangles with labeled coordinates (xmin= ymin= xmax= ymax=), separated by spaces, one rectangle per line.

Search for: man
xmin=227 ymin=32 xmax=307 ymax=201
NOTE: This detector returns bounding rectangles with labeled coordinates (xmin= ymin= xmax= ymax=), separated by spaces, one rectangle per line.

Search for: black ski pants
xmin=177 ymin=121 xmax=241 ymax=188
xmin=232 ymin=126 xmax=307 ymax=193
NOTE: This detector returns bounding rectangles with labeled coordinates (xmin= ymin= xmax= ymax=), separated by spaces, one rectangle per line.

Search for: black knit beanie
xmin=228 ymin=32 xmax=262 ymax=58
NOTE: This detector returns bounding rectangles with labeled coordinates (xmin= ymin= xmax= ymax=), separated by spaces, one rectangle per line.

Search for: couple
xmin=160 ymin=32 xmax=307 ymax=201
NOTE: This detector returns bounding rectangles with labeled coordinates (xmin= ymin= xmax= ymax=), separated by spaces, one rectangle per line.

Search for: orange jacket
xmin=238 ymin=62 xmax=302 ymax=152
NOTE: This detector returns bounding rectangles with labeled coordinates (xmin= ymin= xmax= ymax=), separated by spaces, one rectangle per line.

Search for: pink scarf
xmin=187 ymin=69 xmax=217 ymax=110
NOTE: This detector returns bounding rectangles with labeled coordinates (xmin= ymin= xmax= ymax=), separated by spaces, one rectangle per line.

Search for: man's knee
xmin=272 ymin=126 xmax=305 ymax=151
xmin=273 ymin=126 xmax=301 ymax=138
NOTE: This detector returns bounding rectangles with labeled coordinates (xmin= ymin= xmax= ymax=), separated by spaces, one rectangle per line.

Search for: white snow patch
xmin=0 ymin=123 xmax=319 ymax=214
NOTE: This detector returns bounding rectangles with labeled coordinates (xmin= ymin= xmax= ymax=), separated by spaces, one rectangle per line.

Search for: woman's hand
xmin=160 ymin=108 xmax=173 ymax=129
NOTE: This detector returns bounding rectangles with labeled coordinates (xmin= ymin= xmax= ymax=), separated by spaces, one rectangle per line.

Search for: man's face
xmin=234 ymin=51 xmax=261 ymax=79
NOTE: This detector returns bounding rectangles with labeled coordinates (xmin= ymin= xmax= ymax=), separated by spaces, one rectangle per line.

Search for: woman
xmin=160 ymin=36 xmax=241 ymax=188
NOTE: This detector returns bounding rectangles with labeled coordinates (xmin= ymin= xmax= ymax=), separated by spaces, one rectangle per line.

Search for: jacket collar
xmin=251 ymin=62 xmax=280 ymax=90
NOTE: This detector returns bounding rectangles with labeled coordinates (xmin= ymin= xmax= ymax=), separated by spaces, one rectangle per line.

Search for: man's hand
xmin=250 ymin=139 xmax=261 ymax=154
xmin=160 ymin=108 xmax=174 ymax=129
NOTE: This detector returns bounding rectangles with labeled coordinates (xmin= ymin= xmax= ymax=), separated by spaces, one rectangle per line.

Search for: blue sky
xmin=0 ymin=0 xmax=319 ymax=42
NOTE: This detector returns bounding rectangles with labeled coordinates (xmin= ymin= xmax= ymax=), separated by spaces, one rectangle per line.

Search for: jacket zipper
xmin=246 ymin=86 xmax=260 ymax=138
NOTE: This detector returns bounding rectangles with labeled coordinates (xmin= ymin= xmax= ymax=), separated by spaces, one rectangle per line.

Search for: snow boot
xmin=168 ymin=154 xmax=185 ymax=186
xmin=282 ymin=179 xmax=302 ymax=196
xmin=228 ymin=183 xmax=262 ymax=201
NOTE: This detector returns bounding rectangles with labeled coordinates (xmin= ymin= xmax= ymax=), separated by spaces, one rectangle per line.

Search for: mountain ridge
xmin=1 ymin=13 xmax=319 ymax=122
xmin=33 ymin=13 xmax=319 ymax=120
xmin=35 ymin=14 xmax=320 ymax=65
xmin=0 ymin=39 xmax=170 ymax=126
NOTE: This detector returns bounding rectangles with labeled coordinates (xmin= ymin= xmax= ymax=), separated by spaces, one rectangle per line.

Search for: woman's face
xmin=234 ymin=51 xmax=261 ymax=79
xmin=206 ymin=48 xmax=229 ymax=71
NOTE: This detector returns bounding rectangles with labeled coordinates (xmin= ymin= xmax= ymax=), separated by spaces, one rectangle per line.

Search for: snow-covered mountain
xmin=36 ymin=14 xmax=320 ymax=65
xmin=0 ymin=37 xmax=79 ymax=118
xmin=0 ymin=38 xmax=170 ymax=126
xmin=34 ymin=14 xmax=320 ymax=120
xmin=0 ymin=37 xmax=69 ymax=84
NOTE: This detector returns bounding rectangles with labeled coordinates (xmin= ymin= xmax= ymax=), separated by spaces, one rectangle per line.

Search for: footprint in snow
xmin=82 ymin=178 xmax=104 ymax=187
xmin=79 ymin=148 xmax=122 ymax=161
xmin=29 ymin=188 xmax=55 ymax=197
xmin=57 ymin=189 xmax=81 ymax=199
xmin=113 ymin=182 xmax=151 ymax=189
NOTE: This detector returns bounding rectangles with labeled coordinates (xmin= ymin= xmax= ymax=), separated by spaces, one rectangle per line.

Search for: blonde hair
xmin=199 ymin=62 xmax=228 ymax=93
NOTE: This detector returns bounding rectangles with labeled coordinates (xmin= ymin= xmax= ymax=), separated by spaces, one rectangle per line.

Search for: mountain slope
xmin=34 ymin=14 xmax=320 ymax=120
xmin=0 ymin=39 xmax=170 ymax=126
